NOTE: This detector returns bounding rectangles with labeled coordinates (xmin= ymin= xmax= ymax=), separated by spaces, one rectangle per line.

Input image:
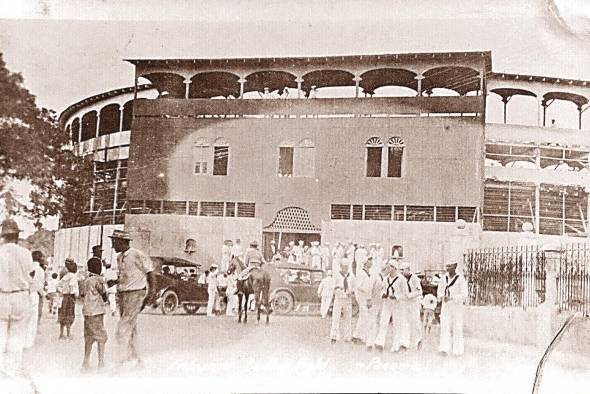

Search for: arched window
xmin=193 ymin=138 xmax=210 ymax=175
xmin=366 ymin=137 xmax=383 ymax=177
xmin=213 ymin=137 xmax=229 ymax=176
xmin=387 ymin=137 xmax=405 ymax=178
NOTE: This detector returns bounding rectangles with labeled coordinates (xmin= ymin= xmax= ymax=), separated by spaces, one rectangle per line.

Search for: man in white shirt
xmin=365 ymin=265 xmax=385 ymax=351
xmin=0 ymin=219 xmax=35 ymax=376
xmin=317 ymin=270 xmax=334 ymax=319
xmin=231 ymin=239 xmax=243 ymax=260
xmin=374 ymin=259 xmax=410 ymax=352
xmin=206 ymin=265 xmax=219 ymax=317
xmin=437 ymin=260 xmax=468 ymax=356
xmin=352 ymin=257 xmax=373 ymax=344
xmin=330 ymin=259 xmax=354 ymax=344
xmin=25 ymin=251 xmax=45 ymax=349
xmin=400 ymin=261 xmax=423 ymax=350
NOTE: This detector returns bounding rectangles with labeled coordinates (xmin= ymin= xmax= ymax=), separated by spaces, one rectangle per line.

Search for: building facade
xmin=56 ymin=51 xmax=590 ymax=270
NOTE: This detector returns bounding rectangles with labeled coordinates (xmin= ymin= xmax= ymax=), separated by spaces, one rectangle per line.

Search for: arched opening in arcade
xmin=141 ymin=72 xmax=185 ymax=99
xmin=243 ymin=70 xmax=297 ymax=99
xmin=542 ymin=91 xmax=589 ymax=130
xmin=98 ymin=103 xmax=121 ymax=136
xmin=359 ymin=68 xmax=417 ymax=97
xmin=189 ymin=71 xmax=240 ymax=99
xmin=487 ymin=88 xmax=538 ymax=126
xmin=422 ymin=66 xmax=481 ymax=96
xmin=301 ymin=69 xmax=356 ymax=98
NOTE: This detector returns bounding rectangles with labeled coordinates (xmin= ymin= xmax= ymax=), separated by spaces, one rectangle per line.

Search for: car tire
xmin=272 ymin=291 xmax=294 ymax=315
xmin=161 ymin=290 xmax=179 ymax=315
xmin=182 ymin=304 xmax=199 ymax=314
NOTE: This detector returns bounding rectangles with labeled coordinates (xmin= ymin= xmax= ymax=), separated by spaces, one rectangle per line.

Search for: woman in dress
xmin=58 ymin=258 xmax=79 ymax=340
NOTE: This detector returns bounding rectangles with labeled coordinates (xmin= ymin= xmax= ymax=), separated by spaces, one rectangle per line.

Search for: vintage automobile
xmin=268 ymin=263 xmax=358 ymax=316
xmin=151 ymin=256 xmax=208 ymax=315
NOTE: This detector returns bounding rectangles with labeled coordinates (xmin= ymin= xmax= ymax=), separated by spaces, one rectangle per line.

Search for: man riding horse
xmin=233 ymin=240 xmax=272 ymax=324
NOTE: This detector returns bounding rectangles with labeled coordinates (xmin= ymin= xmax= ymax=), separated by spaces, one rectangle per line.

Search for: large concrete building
xmin=54 ymin=51 xmax=590 ymax=271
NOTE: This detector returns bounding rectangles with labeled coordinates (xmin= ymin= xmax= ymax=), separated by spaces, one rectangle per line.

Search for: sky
xmin=0 ymin=0 xmax=589 ymax=235
xmin=0 ymin=0 xmax=589 ymax=113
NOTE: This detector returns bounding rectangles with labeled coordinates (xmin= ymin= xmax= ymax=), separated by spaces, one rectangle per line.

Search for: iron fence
xmin=557 ymin=244 xmax=590 ymax=316
xmin=465 ymin=246 xmax=546 ymax=309
xmin=465 ymin=244 xmax=590 ymax=316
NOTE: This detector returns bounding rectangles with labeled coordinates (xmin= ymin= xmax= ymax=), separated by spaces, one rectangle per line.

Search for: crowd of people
xmin=0 ymin=220 xmax=156 ymax=377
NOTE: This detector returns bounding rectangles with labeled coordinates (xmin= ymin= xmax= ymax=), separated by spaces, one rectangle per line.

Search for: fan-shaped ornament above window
xmin=264 ymin=207 xmax=321 ymax=233
xmin=388 ymin=136 xmax=405 ymax=149
xmin=366 ymin=137 xmax=383 ymax=147
xmin=194 ymin=137 xmax=209 ymax=147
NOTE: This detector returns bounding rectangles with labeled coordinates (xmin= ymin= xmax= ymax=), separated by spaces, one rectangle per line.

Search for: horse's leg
xmin=243 ymin=293 xmax=248 ymax=324
xmin=255 ymin=287 xmax=261 ymax=325
xmin=237 ymin=293 xmax=243 ymax=323
xmin=264 ymin=282 xmax=271 ymax=325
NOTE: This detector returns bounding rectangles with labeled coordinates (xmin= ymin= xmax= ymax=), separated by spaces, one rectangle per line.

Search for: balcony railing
xmin=134 ymin=96 xmax=483 ymax=118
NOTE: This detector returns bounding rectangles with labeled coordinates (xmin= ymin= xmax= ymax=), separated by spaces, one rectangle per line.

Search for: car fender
xmin=270 ymin=287 xmax=296 ymax=303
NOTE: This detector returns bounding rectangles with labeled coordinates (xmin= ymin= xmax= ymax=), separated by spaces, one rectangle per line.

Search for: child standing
xmin=46 ymin=273 xmax=59 ymax=314
xmin=58 ymin=259 xmax=79 ymax=339
xmin=421 ymin=292 xmax=438 ymax=336
xmin=80 ymin=258 xmax=108 ymax=370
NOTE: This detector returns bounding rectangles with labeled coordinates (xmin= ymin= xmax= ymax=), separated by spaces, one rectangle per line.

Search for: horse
xmin=228 ymin=257 xmax=272 ymax=324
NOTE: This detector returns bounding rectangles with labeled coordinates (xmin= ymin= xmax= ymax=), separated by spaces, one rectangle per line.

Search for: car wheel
xmin=182 ymin=303 xmax=199 ymax=314
xmin=161 ymin=290 xmax=179 ymax=315
xmin=272 ymin=291 xmax=294 ymax=315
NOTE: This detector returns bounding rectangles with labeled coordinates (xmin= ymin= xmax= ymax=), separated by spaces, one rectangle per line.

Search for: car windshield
xmin=279 ymin=269 xmax=312 ymax=285
xmin=161 ymin=264 xmax=199 ymax=281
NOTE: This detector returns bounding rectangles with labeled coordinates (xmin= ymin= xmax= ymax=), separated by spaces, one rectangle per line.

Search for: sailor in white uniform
xmin=437 ymin=260 xmax=468 ymax=356
xmin=329 ymin=259 xmax=355 ymax=344
xmin=400 ymin=261 xmax=423 ymax=350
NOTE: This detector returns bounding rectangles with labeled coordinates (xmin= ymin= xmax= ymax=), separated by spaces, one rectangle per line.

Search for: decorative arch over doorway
xmin=262 ymin=207 xmax=321 ymax=260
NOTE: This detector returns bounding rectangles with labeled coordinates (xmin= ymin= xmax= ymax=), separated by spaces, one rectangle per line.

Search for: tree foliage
xmin=0 ymin=53 xmax=93 ymax=224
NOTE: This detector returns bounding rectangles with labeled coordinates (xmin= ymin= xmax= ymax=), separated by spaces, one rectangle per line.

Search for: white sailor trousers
xmin=439 ymin=301 xmax=464 ymax=355
xmin=407 ymin=299 xmax=423 ymax=348
xmin=365 ymin=300 xmax=381 ymax=347
xmin=320 ymin=295 xmax=332 ymax=318
xmin=353 ymin=294 xmax=369 ymax=341
xmin=330 ymin=295 xmax=352 ymax=341
xmin=375 ymin=298 xmax=394 ymax=347
xmin=390 ymin=300 xmax=410 ymax=351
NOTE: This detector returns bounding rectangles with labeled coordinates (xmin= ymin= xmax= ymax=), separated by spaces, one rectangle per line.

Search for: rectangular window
xmin=366 ymin=147 xmax=382 ymax=177
xmin=458 ymin=207 xmax=478 ymax=223
xmin=213 ymin=146 xmax=229 ymax=176
xmin=331 ymin=204 xmax=351 ymax=220
xmin=393 ymin=205 xmax=405 ymax=221
xmin=279 ymin=147 xmax=294 ymax=176
xmin=200 ymin=201 xmax=224 ymax=216
xmin=352 ymin=205 xmax=363 ymax=220
xmin=364 ymin=205 xmax=392 ymax=220
xmin=406 ymin=206 xmax=434 ymax=221
xmin=436 ymin=206 xmax=456 ymax=222
xmin=225 ymin=202 xmax=236 ymax=217
xmin=237 ymin=202 xmax=256 ymax=217
xmin=145 ymin=200 xmax=162 ymax=214
xmin=193 ymin=146 xmax=210 ymax=175
xmin=163 ymin=201 xmax=187 ymax=215
xmin=188 ymin=201 xmax=199 ymax=216
xmin=387 ymin=147 xmax=403 ymax=177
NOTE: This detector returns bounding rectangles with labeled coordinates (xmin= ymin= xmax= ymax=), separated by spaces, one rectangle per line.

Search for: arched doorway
xmin=263 ymin=207 xmax=321 ymax=260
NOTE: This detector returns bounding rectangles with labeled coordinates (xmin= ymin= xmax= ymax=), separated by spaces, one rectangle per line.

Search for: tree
xmin=0 ymin=53 xmax=93 ymax=224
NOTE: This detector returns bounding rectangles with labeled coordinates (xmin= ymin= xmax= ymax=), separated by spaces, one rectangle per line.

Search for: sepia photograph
xmin=0 ymin=0 xmax=589 ymax=392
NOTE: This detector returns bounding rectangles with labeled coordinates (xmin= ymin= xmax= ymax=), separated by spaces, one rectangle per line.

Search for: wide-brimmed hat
xmin=250 ymin=240 xmax=258 ymax=247
xmin=109 ymin=230 xmax=132 ymax=240
xmin=1 ymin=219 xmax=22 ymax=236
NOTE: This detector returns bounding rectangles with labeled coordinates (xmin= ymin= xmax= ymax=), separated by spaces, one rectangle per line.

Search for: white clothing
xmin=405 ymin=273 xmax=423 ymax=348
xmin=231 ymin=244 xmax=243 ymax=259
xmin=24 ymin=292 xmax=39 ymax=349
xmin=46 ymin=277 xmax=58 ymax=294
xmin=375 ymin=273 xmax=410 ymax=350
xmin=221 ymin=245 xmax=232 ymax=272
xmin=355 ymin=247 xmax=368 ymax=265
xmin=309 ymin=246 xmax=322 ymax=269
xmin=197 ymin=273 xmax=207 ymax=285
xmin=365 ymin=273 xmax=384 ymax=347
xmin=318 ymin=277 xmax=335 ymax=318
xmin=206 ymin=273 xmax=218 ymax=316
xmin=421 ymin=293 xmax=437 ymax=310
xmin=353 ymin=268 xmax=372 ymax=342
xmin=330 ymin=271 xmax=354 ymax=341
xmin=437 ymin=273 xmax=468 ymax=355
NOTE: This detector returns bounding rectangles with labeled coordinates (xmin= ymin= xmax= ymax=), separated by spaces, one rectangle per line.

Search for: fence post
xmin=536 ymin=245 xmax=561 ymax=349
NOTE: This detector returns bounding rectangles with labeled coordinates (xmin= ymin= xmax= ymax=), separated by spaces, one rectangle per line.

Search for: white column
xmin=415 ymin=74 xmax=424 ymax=96
xmin=239 ymin=78 xmax=246 ymax=99
xmin=353 ymin=76 xmax=361 ymax=98
xmin=184 ymin=79 xmax=192 ymax=99
xmin=119 ymin=105 xmax=124 ymax=132
xmin=296 ymin=77 xmax=303 ymax=99
xmin=95 ymin=112 xmax=101 ymax=138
